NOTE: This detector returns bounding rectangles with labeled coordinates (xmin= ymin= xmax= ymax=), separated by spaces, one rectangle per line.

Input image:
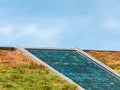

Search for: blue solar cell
xmin=27 ymin=49 xmax=120 ymax=90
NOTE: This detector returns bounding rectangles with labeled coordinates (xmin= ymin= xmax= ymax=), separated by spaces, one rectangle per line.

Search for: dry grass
xmin=0 ymin=49 xmax=78 ymax=90
xmin=0 ymin=49 xmax=44 ymax=69
xmin=85 ymin=50 xmax=120 ymax=73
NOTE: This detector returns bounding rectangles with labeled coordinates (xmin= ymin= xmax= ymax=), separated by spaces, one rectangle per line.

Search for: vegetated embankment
xmin=84 ymin=50 xmax=120 ymax=74
xmin=0 ymin=49 xmax=78 ymax=90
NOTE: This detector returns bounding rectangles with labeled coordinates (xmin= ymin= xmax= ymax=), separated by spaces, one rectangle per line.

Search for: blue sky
xmin=0 ymin=0 xmax=120 ymax=50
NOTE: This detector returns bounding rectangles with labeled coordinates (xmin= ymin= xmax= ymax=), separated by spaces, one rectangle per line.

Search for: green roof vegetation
xmin=0 ymin=48 xmax=120 ymax=90
xmin=0 ymin=50 xmax=78 ymax=90
xmin=85 ymin=50 xmax=120 ymax=74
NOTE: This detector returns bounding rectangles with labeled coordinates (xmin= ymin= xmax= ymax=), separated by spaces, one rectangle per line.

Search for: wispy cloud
xmin=102 ymin=19 xmax=120 ymax=31
xmin=0 ymin=0 xmax=120 ymax=50
xmin=0 ymin=25 xmax=13 ymax=36
xmin=19 ymin=24 xmax=64 ymax=42
xmin=0 ymin=19 xmax=67 ymax=47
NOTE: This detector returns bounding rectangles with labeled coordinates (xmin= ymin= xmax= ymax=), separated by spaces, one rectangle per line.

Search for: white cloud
xmin=103 ymin=19 xmax=120 ymax=30
xmin=0 ymin=19 xmax=67 ymax=46
xmin=0 ymin=25 xmax=15 ymax=45
xmin=0 ymin=26 xmax=13 ymax=36
xmin=0 ymin=16 xmax=70 ymax=47
xmin=16 ymin=23 xmax=65 ymax=40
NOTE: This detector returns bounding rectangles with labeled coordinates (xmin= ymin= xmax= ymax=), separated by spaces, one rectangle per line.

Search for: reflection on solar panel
xmin=26 ymin=48 xmax=120 ymax=90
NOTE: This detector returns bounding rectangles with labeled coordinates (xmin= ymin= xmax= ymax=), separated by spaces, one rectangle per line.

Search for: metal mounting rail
xmin=15 ymin=46 xmax=85 ymax=90
xmin=75 ymin=47 xmax=120 ymax=78
xmin=24 ymin=46 xmax=75 ymax=51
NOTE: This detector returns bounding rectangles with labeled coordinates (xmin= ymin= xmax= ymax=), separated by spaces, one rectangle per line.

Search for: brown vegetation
xmin=85 ymin=50 xmax=120 ymax=73
xmin=0 ymin=49 xmax=78 ymax=90
xmin=0 ymin=49 xmax=44 ymax=69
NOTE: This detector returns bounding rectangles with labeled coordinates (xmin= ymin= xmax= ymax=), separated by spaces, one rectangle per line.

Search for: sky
xmin=0 ymin=0 xmax=120 ymax=50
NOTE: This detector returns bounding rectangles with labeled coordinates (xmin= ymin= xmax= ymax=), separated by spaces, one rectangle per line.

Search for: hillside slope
xmin=0 ymin=49 xmax=77 ymax=90
xmin=0 ymin=48 xmax=119 ymax=90
xmin=84 ymin=50 xmax=120 ymax=73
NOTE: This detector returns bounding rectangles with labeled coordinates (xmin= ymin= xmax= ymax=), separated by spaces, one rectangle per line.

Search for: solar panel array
xmin=27 ymin=49 xmax=120 ymax=90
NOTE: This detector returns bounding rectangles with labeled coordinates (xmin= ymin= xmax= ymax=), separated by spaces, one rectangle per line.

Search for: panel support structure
xmin=75 ymin=47 xmax=120 ymax=78
xmin=15 ymin=46 xmax=85 ymax=90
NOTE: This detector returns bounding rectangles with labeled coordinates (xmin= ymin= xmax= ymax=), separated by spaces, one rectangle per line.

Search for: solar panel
xmin=26 ymin=48 xmax=120 ymax=90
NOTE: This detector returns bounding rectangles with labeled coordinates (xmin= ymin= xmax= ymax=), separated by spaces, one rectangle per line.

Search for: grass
xmin=0 ymin=67 xmax=77 ymax=90
xmin=0 ymin=49 xmax=78 ymax=90
xmin=85 ymin=50 xmax=120 ymax=74
xmin=0 ymin=49 xmax=119 ymax=90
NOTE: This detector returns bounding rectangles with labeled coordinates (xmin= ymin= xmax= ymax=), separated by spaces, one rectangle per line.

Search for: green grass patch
xmin=0 ymin=50 xmax=78 ymax=90
xmin=0 ymin=67 xmax=78 ymax=90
